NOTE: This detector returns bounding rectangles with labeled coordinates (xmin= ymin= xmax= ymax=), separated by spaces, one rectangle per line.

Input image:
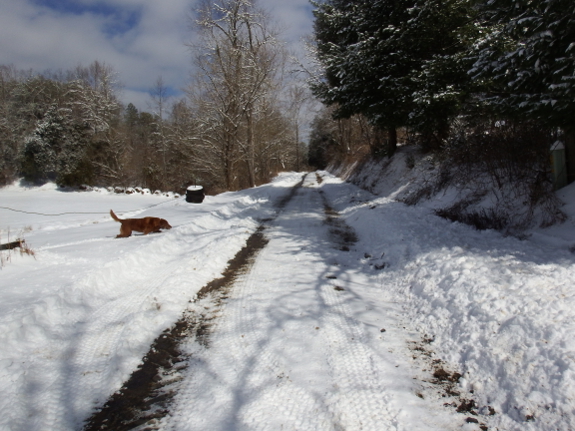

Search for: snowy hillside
xmin=340 ymin=146 xmax=575 ymax=246
xmin=332 ymin=157 xmax=575 ymax=430
xmin=1 ymin=167 xmax=575 ymax=431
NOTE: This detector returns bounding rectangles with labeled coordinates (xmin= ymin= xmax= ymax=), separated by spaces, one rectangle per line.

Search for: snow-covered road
xmin=160 ymin=173 xmax=459 ymax=430
xmin=2 ymin=170 xmax=575 ymax=431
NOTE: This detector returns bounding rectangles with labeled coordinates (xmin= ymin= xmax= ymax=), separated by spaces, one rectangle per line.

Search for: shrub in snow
xmin=20 ymin=105 xmax=92 ymax=186
xmin=440 ymin=120 xmax=565 ymax=231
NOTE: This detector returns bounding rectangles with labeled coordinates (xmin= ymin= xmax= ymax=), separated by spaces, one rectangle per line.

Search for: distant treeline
xmin=0 ymin=2 xmax=309 ymax=193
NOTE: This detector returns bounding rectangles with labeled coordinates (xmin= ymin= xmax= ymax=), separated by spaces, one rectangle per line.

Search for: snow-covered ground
xmin=1 ymin=168 xmax=575 ymax=431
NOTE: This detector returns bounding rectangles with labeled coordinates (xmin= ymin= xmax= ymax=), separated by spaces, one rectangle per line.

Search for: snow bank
xmin=2 ymin=166 xmax=575 ymax=430
xmin=343 ymin=146 xmax=569 ymax=235
xmin=323 ymin=154 xmax=575 ymax=431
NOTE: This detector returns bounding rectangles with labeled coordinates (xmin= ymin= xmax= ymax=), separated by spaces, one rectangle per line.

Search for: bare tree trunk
xmin=387 ymin=127 xmax=397 ymax=156
xmin=246 ymin=107 xmax=256 ymax=187
xmin=295 ymin=122 xmax=300 ymax=172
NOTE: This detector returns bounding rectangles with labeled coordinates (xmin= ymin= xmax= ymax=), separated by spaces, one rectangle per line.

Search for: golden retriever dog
xmin=110 ymin=210 xmax=172 ymax=238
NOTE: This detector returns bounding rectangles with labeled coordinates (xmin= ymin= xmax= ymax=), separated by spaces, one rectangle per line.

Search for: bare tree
xmin=149 ymin=76 xmax=171 ymax=188
xmin=166 ymin=99 xmax=200 ymax=190
xmin=188 ymin=0 xmax=291 ymax=189
xmin=286 ymin=83 xmax=312 ymax=171
xmin=0 ymin=65 xmax=23 ymax=184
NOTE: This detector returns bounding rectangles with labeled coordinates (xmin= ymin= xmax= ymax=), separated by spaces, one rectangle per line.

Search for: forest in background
xmin=0 ymin=0 xmax=308 ymax=194
xmin=1 ymin=0 xmax=574 ymax=212
xmin=309 ymin=0 xmax=575 ymax=159
xmin=304 ymin=0 xmax=575 ymax=230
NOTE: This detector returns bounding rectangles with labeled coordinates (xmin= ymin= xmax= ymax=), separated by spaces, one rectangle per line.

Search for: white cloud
xmin=0 ymin=0 xmax=314 ymax=112
xmin=120 ymin=87 xmax=156 ymax=112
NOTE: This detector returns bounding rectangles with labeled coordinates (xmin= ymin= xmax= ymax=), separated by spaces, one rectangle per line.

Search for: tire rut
xmin=162 ymin=173 xmax=386 ymax=430
xmin=81 ymin=175 xmax=305 ymax=431
xmin=316 ymin=184 xmax=397 ymax=428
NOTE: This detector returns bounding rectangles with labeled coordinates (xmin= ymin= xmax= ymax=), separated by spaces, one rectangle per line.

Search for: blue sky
xmin=0 ymin=0 xmax=315 ymax=111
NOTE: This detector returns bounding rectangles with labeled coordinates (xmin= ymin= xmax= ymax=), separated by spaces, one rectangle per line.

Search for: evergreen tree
xmin=21 ymin=106 xmax=62 ymax=183
xmin=471 ymin=0 xmax=575 ymax=125
xmin=311 ymin=0 xmax=475 ymax=152
xmin=21 ymin=105 xmax=92 ymax=185
xmin=312 ymin=0 xmax=412 ymax=154
xmin=471 ymin=0 xmax=575 ymax=182
xmin=308 ymin=109 xmax=336 ymax=169
xmin=401 ymin=0 xmax=477 ymax=148
xmin=125 ymin=103 xmax=139 ymax=130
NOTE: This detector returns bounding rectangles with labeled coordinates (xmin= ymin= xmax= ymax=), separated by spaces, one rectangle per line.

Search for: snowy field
xmin=1 ymin=171 xmax=575 ymax=430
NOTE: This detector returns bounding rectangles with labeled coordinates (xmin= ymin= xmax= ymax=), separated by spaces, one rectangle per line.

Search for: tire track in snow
xmin=221 ymin=252 xmax=337 ymax=430
xmin=319 ymin=277 xmax=398 ymax=429
xmin=161 ymin=177 xmax=323 ymax=430
xmin=79 ymin=236 xmax=249 ymax=429
xmin=82 ymin=176 xmax=307 ymax=430
xmin=166 ymin=259 xmax=337 ymax=430
xmin=59 ymin=244 xmax=189 ymax=430
xmin=305 ymin=176 xmax=400 ymax=429
xmin=242 ymin=175 xmax=398 ymax=430
xmin=163 ymin=173 xmax=406 ymax=430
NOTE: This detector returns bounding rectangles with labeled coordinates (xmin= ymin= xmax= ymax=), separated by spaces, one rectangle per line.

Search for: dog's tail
xmin=110 ymin=210 xmax=122 ymax=222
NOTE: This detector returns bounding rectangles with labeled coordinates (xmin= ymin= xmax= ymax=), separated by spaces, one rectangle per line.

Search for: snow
xmin=1 ymin=167 xmax=575 ymax=431
xmin=186 ymin=185 xmax=203 ymax=191
xmin=160 ymin=174 xmax=459 ymax=431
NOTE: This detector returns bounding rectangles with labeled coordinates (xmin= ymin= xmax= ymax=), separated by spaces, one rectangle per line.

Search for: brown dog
xmin=110 ymin=210 xmax=172 ymax=238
